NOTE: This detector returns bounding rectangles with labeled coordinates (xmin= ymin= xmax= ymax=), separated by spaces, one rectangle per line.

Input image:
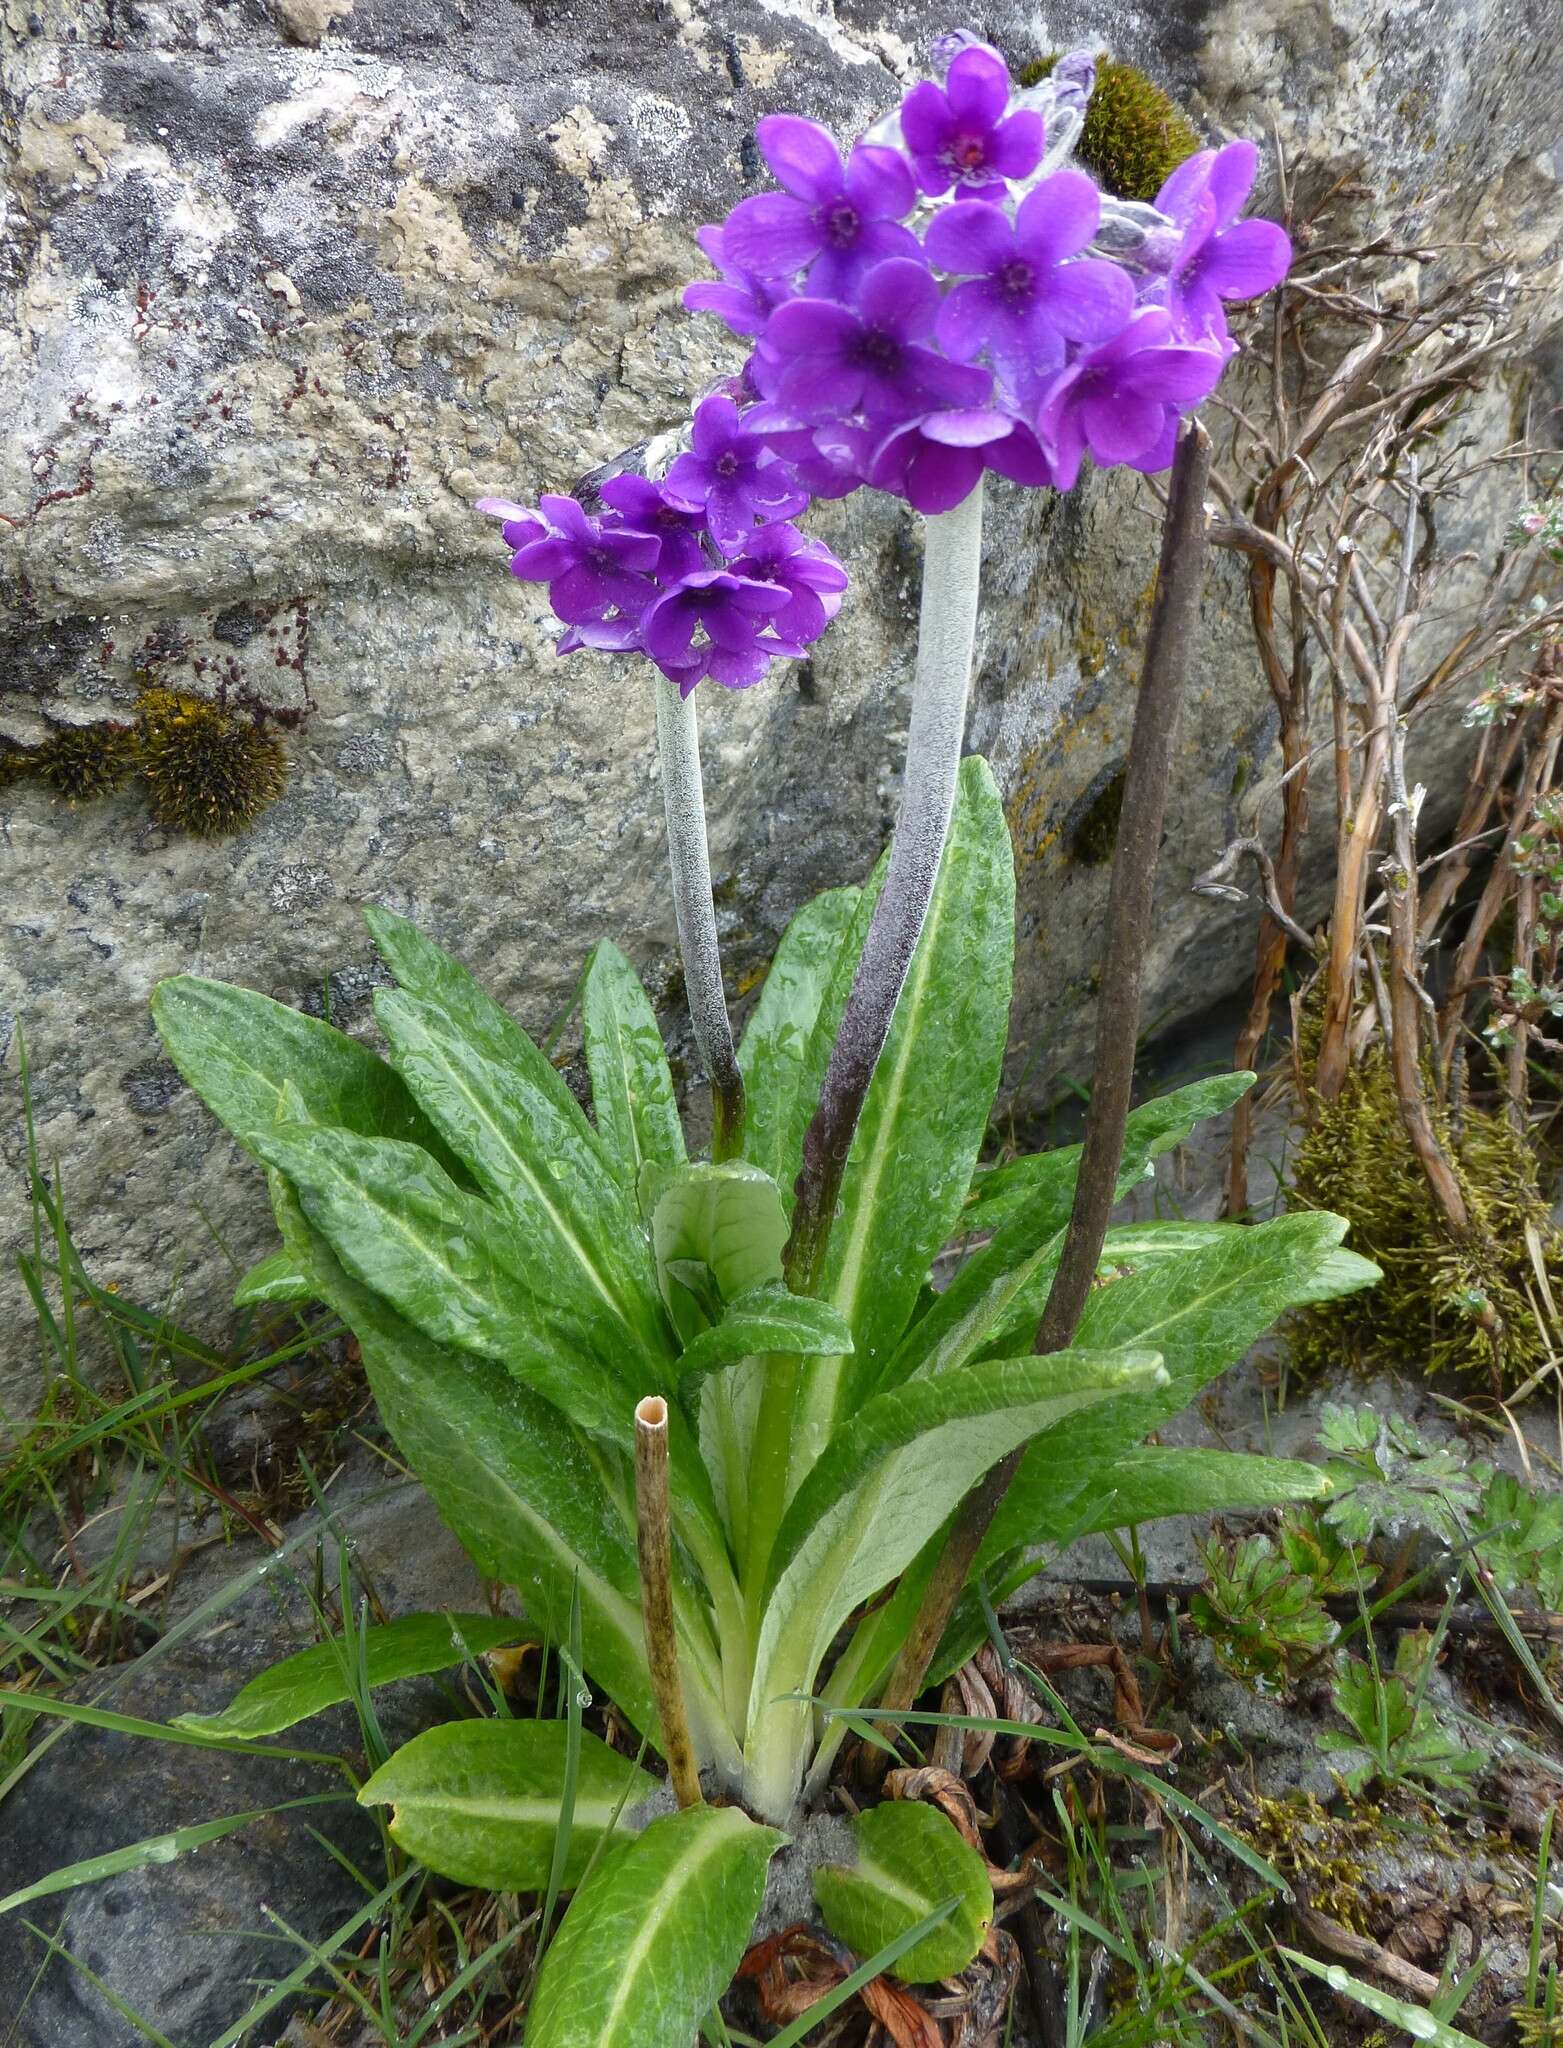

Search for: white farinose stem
xmin=655 ymin=674 xmax=744 ymax=1155
xmin=785 ymin=476 xmax=985 ymax=1293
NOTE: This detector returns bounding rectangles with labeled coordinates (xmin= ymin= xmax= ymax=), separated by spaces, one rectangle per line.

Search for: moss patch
xmin=1018 ymin=54 xmax=1201 ymax=202
xmin=1289 ymin=1047 xmax=1563 ymax=1389
xmin=3 ymin=691 xmax=293 ymax=837
xmin=137 ymin=688 xmax=289 ymax=837
xmin=35 ymin=721 xmax=142 ymax=799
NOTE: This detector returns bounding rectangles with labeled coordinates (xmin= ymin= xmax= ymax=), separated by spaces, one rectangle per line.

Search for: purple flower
xmin=1149 ymin=141 xmax=1292 ymax=337
xmin=870 ymin=407 xmax=1051 ymax=513
xmin=1036 ymin=310 xmax=1225 ymax=488
xmin=747 ymin=412 xmax=876 ymax=499
xmin=727 ymin=522 xmax=849 ymax=642
xmin=683 ymin=224 xmax=796 ymax=338
xmin=925 ymin=171 xmax=1136 ymax=399
xmin=719 ymin=115 xmax=918 ymax=297
xmin=761 ymin=258 xmax=992 ymax=426
xmin=507 ymin=493 xmax=660 ymax=624
xmin=475 ymin=497 xmax=553 ymax=549
xmin=899 ymin=44 xmax=1043 ymax=200
xmin=642 ymin=568 xmax=794 ymax=695
xmin=596 ymin=472 xmax=710 ymax=580
xmin=555 ymin=615 xmax=646 ymax=655
xmin=662 ymin=394 xmax=809 ymax=556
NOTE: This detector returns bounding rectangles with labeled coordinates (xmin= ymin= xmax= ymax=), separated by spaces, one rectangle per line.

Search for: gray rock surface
xmin=4 ymin=0 xmax=1561 ymax=1413
xmin=0 ymin=1456 xmax=495 ymax=2048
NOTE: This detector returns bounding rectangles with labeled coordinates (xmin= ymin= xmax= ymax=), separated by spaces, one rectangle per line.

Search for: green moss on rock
xmin=1018 ymin=54 xmax=1201 ymax=202
xmin=1289 ymin=1046 xmax=1563 ymax=1389
xmin=138 ymin=688 xmax=288 ymax=838
xmin=36 ymin=722 xmax=142 ymax=800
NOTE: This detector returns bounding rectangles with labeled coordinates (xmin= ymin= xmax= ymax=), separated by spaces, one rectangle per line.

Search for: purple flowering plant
xmin=480 ymin=34 xmax=1288 ymax=706
xmin=148 ymin=38 xmax=1345 ymax=2046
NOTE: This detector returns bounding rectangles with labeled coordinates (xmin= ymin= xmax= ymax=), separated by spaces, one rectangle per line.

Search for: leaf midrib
xmin=595 ymin=1812 xmax=745 ymax=2045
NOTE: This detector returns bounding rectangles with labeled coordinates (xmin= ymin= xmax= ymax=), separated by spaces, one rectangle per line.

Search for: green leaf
xmin=151 ymin=975 xmax=460 ymax=1172
xmin=796 ymin=756 xmax=1016 ymax=1471
xmin=959 ymin=1073 xmax=1255 ymax=1236
xmin=266 ymin=1179 xmax=738 ymax=1776
xmin=977 ymin=1214 xmax=1379 ymax=1569
xmin=744 ymin=1350 xmax=1166 ymax=1817
xmin=645 ymin=1161 xmax=790 ymax=1343
xmin=1003 ymin=1447 xmax=1333 ymax=1548
xmin=676 ymin=1284 xmax=854 ymax=1397
xmin=373 ymin=984 xmax=669 ymax=1362
xmin=174 ymin=1613 xmax=529 ymax=1739
xmin=233 ymin=1249 xmax=314 ymax=1307
xmin=581 ymin=940 xmax=687 ymax=1184
xmin=879 ymin=1077 xmax=1261 ymax=1397
xmin=813 ymin=1800 xmax=991 ymax=1984
xmin=526 ymin=1803 xmax=784 ymax=2048
xmin=0 ymin=1797 xmax=346 ymax=1916
xmin=738 ymin=886 xmax=862 ymax=1200
xmin=260 ymin=1139 xmax=733 ymax=1631
xmin=252 ymin=1117 xmax=634 ymax=1434
xmin=359 ymin=1720 xmax=656 ymax=1891
xmin=1280 ymin=1947 xmax=1485 ymax=2046
xmin=364 ymin=905 xmax=600 ymax=1150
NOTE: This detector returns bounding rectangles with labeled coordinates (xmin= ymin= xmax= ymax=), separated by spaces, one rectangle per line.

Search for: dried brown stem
xmin=633 ymin=1395 xmax=703 ymax=1809
xmin=1382 ymin=723 xmax=1470 ymax=1235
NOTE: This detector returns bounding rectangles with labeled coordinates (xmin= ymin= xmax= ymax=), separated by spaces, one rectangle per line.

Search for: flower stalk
xmin=633 ymin=1395 xmax=705 ymax=1810
xmin=655 ymin=675 xmax=745 ymax=1159
xmin=868 ymin=422 xmax=1213 ymax=1741
xmin=784 ymin=478 xmax=986 ymax=1298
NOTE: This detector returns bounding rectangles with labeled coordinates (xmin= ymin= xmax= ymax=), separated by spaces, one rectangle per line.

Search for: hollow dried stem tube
xmin=633 ymin=1394 xmax=704 ymax=1809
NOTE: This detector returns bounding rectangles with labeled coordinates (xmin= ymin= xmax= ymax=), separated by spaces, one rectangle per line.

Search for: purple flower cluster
xmin=476 ymin=406 xmax=845 ymax=697
xmin=480 ymin=37 xmax=1291 ymax=695
xmin=701 ymin=42 xmax=1289 ymax=515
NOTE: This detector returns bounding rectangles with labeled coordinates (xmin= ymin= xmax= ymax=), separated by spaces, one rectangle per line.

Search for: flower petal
xmin=983 ymin=419 xmax=1053 ymax=487
xmin=945 ymin=45 xmax=1011 ymax=128
xmin=906 ymin=437 xmax=985 ymax=513
xmin=857 ymin=256 xmax=940 ymax=339
xmin=1015 ymin=168 xmax=1100 ymax=266
xmin=898 ymin=80 xmax=951 ymax=157
xmin=1154 ymin=148 xmax=1214 ymax=226
xmin=845 ymin=142 xmax=915 ymax=220
xmin=1043 ymin=256 xmax=1136 ymax=341
xmin=920 ymin=406 xmax=1013 ymax=447
xmin=764 ymin=296 xmax=860 ymax=361
xmin=756 ymin=114 xmax=844 ymax=204
xmin=935 ymin=278 xmax=1002 ymax=361
xmin=1204 ymin=217 xmax=1292 ymax=299
xmin=721 ymin=192 xmax=821 ymax=277
xmin=1205 ymin=139 xmax=1258 ymax=228
xmin=985 ymin=109 xmax=1044 ymax=181
xmin=1115 ymin=342 xmax=1226 ymax=405
xmin=924 ymin=199 xmax=1016 ymax=277
xmin=1080 ymin=390 xmax=1164 ymax=463
xmin=509 ymin=536 xmax=577 ymax=581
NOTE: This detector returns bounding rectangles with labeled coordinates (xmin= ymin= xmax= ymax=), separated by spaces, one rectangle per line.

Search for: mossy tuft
xmin=36 ymin=722 xmax=142 ymax=800
xmin=1289 ymin=1045 xmax=1562 ymax=1389
xmin=137 ymin=688 xmax=288 ymax=838
xmin=1018 ymin=54 xmax=1201 ymax=202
